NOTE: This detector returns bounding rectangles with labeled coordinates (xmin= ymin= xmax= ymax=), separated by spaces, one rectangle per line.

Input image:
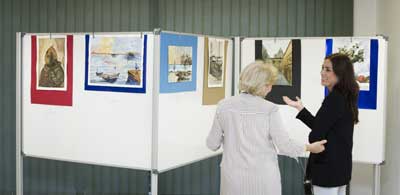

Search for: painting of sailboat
xmin=87 ymin=35 xmax=144 ymax=89
xmin=168 ymin=45 xmax=192 ymax=83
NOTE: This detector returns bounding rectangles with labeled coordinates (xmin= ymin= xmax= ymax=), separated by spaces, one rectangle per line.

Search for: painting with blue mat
xmin=160 ymin=32 xmax=198 ymax=93
xmin=85 ymin=34 xmax=147 ymax=93
xmin=326 ymin=38 xmax=378 ymax=109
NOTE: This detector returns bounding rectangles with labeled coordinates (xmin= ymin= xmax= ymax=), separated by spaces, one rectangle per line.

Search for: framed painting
xmin=31 ymin=35 xmax=73 ymax=106
xmin=326 ymin=38 xmax=378 ymax=109
xmin=255 ymin=39 xmax=301 ymax=104
xmin=85 ymin=34 xmax=147 ymax=93
xmin=160 ymin=32 xmax=198 ymax=93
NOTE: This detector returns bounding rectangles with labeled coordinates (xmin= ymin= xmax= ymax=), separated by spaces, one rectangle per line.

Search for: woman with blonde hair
xmin=206 ymin=61 xmax=327 ymax=195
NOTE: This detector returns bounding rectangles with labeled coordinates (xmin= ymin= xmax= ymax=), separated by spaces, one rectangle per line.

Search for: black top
xmin=297 ymin=90 xmax=354 ymax=187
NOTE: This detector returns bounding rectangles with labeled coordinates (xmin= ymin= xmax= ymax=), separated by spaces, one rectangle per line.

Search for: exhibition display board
xmin=241 ymin=37 xmax=387 ymax=164
xmin=16 ymin=31 xmax=387 ymax=195
xmin=19 ymin=31 xmax=233 ymax=172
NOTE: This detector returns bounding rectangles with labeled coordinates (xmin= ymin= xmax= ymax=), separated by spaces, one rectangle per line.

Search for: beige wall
xmin=353 ymin=0 xmax=400 ymax=194
xmin=377 ymin=0 xmax=400 ymax=194
xmin=354 ymin=0 xmax=377 ymax=36
xmin=352 ymin=0 xmax=377 ymax=195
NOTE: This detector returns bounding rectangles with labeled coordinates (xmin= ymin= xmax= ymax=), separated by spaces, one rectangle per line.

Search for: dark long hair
xmin=326 ymin=53 xmax=359 ymax=124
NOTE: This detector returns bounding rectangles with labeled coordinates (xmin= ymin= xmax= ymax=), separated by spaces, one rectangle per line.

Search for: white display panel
xmin=20 ymin=33 xmax=385 ymax=174
xmin=241 ymin=37 xmax=387 ymax=164
xmin=22 ymin=33 xmax=154 ymax=170
xmin=157 ymin=36 xmax=234 ymax=172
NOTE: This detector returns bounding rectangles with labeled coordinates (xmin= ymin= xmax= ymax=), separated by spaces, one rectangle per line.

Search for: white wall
xmin=354 ymin=0 xmax=400 ymax=195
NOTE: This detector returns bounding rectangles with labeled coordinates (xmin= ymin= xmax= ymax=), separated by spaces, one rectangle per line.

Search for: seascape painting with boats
xmin=168 ymin=45 xmax=193 ymax=83
xmin=89 ymin=35 xmax=143 ymax=88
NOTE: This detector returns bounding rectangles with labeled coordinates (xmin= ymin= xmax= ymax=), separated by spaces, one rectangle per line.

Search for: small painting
xmin=159 ymin=32 xmax=198 ymax=93
xmin=37 ymin=37 xmax=67 ymax=90
xmin=168 ymin=45 xmax=193 ymax=83
xmin=31 ymin=35 xmax=73 ymax=106
xmin=208 ymin=38 xmax=225 ymax=88
xmin=255 ymin=39 xmax=301 ymax=105
xmin=333 ymin=38 xmax=371 ymax=91
xmin=261 ymin=40 xmax=293 ymax=86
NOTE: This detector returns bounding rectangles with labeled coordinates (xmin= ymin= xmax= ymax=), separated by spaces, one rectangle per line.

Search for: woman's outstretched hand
xmin=282 ymin=96 xmax=304 ymax=111
xmin=307 ymin=140 xmax=328 ymax=153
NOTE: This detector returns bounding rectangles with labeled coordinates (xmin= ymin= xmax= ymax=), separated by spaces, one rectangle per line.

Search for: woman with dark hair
xmin=283 ymin=53 xmax=359 ymax=195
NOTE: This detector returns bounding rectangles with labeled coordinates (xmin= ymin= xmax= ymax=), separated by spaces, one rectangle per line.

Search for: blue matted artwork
xmin=85 ymin=34 xmax=147 ymax=93
xmin=160 ymin=32 xmax=198 ymax=93
xmin=325 ymin=38 xmax=378 ymax=109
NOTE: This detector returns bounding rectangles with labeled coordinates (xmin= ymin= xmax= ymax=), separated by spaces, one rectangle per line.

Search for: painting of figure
xmin=31 ymin=35 xmax=73 ymax=106
xmin=37 ymin=38 xmax=66 ymax=90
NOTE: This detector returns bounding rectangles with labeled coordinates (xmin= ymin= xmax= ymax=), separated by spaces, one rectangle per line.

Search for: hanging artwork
xmin=260 ymin=39 xmax=293 ymax=86
xmin=168 ymin=45 xmax=193 ymax=83
xmin=331 ymin=38 xmax=372 ymax=90
xmin=202 ymin=37 xmax=228 ymax=105
xmin=326 ymin=38 xmax=378 ymax=109
xmin=255 ymin=39 xmax=301 ymax=104
xmin=160 ymin=32 xmax=197 ymax=93
xmin=31 ymin=35 xmax=73 ymax=106
xmin=208 ymin=38 xmax=226 ymax=88
xmin=85 ymin=34 xmax=147 ymax=93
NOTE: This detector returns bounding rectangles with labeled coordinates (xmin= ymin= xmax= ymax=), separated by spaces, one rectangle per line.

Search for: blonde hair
xmin=239 ymin=61 xmax=277 ymax=97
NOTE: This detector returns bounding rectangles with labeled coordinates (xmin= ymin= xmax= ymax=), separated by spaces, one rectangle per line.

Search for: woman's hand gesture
xmin=282 ymin=96 xmax=304 ymax=111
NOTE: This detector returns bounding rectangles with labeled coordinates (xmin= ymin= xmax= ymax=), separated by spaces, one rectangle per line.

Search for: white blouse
xmin=206 ymin=93 xmax=305 ymax=195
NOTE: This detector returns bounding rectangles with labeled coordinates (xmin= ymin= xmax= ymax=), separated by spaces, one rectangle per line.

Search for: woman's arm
xmin=269 ymin=107 xmax=326 ymax=157
xmin=296 ymin=108 xmax=316 ymax=130
xmin=301 ymin=92 xmax=345 ymax=143
xmin=206 ymin=111 xmax=224 ymax=151
xmin=283 ymin=96 xmax=315 ymax=129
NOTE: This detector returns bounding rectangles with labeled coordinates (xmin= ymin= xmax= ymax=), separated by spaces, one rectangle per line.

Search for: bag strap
xmin=297 ymin=156 xmax=312 ymax=181
xmin=304 ymin=157 xmax=312 ymax=180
